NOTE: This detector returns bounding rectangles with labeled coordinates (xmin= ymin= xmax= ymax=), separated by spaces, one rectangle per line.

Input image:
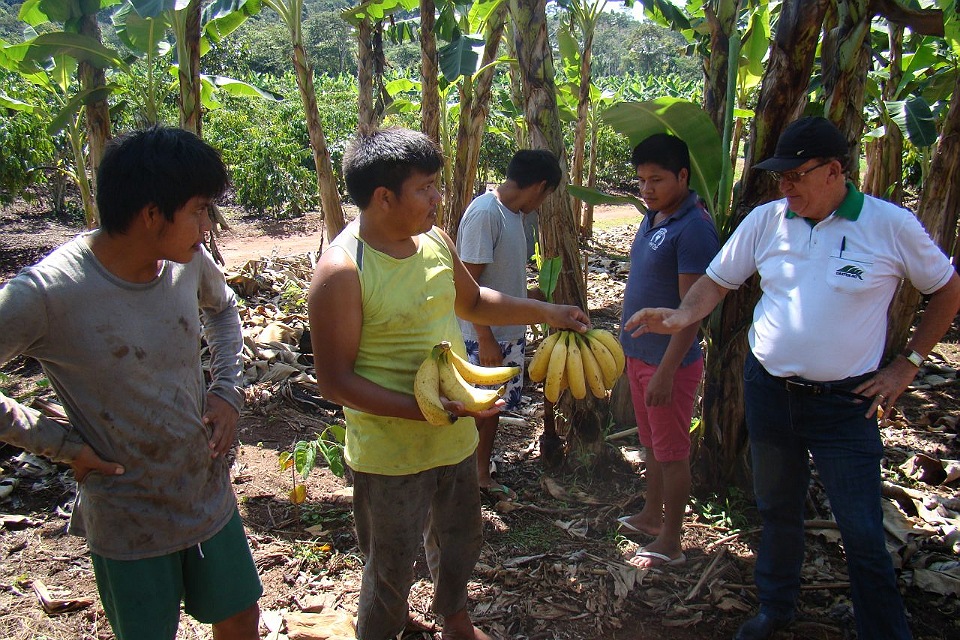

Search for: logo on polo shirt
xmin=835 ymin=265 xmax=864 ymax=280
xmin=649 ymin=228 xmax=667 ymax=250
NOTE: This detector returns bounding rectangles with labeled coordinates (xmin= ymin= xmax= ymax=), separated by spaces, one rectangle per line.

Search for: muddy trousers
xmin=352 ymin=453 xmax=483 ymax=640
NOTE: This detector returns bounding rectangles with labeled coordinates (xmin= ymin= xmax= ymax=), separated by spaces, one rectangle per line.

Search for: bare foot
xmin=441 ymin=609 xmax=494 ymax=640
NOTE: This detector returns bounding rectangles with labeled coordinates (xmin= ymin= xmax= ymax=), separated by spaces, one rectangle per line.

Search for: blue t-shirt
xmin=620 ymin=191 xmax=719 ymax=366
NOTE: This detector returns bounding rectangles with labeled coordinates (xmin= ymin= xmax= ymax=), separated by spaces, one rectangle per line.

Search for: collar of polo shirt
xmin=786 ymin=181 xmax=865 ymax=223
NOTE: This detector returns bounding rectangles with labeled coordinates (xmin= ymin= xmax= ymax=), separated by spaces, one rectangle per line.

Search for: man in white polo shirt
xmin=623 ymin=117 xmax=960 ymax=640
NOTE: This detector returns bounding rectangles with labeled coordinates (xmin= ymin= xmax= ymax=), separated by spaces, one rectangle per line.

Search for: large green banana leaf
xmin=886 ymin=96 xmax=938 ymax=148
xmin=601 ymin=98 xmax=722 ymax=213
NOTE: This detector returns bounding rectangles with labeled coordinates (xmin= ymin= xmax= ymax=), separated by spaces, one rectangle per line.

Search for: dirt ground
xmin=1 ymin=201 xmax=959 ymax=640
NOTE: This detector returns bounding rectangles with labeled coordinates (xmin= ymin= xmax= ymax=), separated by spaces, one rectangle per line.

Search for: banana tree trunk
xmin=373 ymin=20 xmax=389 ymax=124
xmin=420 ymin=0 xmax=440 ymax=144
xmin=511 ymin=0 xmax=599 ymax=467
xmin=703 ymin=0 xmax=739 ymax=134
xmin=505 ymin=20 xmax=527 ymax=148
xmin=357 ymin=17 xmax=375 ymax=135
xmin=173 ymin=0 xmax=231 ymax=262
xmin=885 ymin=70 xmax=960 ymax=359
xmin=445 ymin=81 xmax=475 ymax=238
xmin=177 ymin=0 xmax=203 ymax=136
xmin=68 ymin=122 xmax=98 ymax=230
xmin=444 ymin=3 xmax=507 ymax=238
xmin=581 ymin=108 xmax=599 ymax=238
xmin=729 ymin=115 xmax=744 ymax=172
xmin=862 ymin=24 xmax=903 ymax=204
xmin=509 ymin=0 xmax=586 ymax=312
xmin=696 ymin=0 xmax=830 ymax=492
xmin=822 ymin=0 xmax=871 ymax=182
xmin=292 ymin=42 xmax=346 ymax=246
xmin=570 ymin=28 xmax=593 ymax=236
xmin=78 ymin=13 xmax=111 ymax=180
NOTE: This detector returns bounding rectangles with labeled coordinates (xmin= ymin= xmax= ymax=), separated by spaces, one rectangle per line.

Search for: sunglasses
xmin=767 ymin=160 xmax=833 ymax=183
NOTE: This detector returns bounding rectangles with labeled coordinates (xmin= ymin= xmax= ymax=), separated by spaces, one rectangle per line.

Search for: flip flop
xmin=616 ymin=516 xmax=655 ymax=538
xmin=628 ymin=549 xmax=687 ymax=569
xmin=481 ymin=483 xmax=517 ymax=502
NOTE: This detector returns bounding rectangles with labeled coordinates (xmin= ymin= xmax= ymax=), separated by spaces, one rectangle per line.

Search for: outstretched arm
xmin=444 ymin=230 xmax=591 ymax=332
xmin=624 ymin=274 xmax=730 ymax=336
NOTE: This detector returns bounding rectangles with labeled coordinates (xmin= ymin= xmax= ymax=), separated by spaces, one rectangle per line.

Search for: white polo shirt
xmin=707 ymin=185 xmax=954 ymax=381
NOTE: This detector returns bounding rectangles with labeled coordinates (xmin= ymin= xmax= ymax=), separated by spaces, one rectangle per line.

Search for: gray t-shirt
xmin=0 ymin=236 xmax=243 ymax=560
xmin=456 ymin=191 xmax=528 ymax=342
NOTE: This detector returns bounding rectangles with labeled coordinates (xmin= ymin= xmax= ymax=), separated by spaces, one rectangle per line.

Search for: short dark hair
xmin=96 ymin=126 xmax=228 ymax=235
xmin=506 ymin=149 xmax=562 ymax=190
xmin=630 ymin=133 xmax=690 ymax=176
xmin=342 ymin=128 xmax=444 ymax=209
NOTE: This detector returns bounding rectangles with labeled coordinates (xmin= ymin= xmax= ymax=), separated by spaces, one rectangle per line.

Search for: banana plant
xmin=228 ymin=0 xmax=348 ymax=244
xmin=438 ymin=0 xmax=511 ymax=236
xmin=18 ymin=0 xmax=121 ymax=174
xmin=367 ymin=0 xmax=511 ymax=232
xmin=0 ymin=35 xmax=122 ymax=227
xmin=556 ymin=17 xmax=624 ymax=236
xmin=863 ymin=31 xmax=954 ymax=199
xmin=555 ymin=0 xmax=608 ymax=230
xmin=342 ymin=0 xmax=419 ymax=134
xmin=578 ymin=98 xmax=724 ymax=216
xmin=114 ymin=0 xmax=279 ymax=123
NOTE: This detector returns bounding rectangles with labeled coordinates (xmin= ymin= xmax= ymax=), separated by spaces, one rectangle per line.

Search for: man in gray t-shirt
xmin=0 ymin=127 xmax=261 ymax=639
xmin=456 ymin=149 xmax=561 ymax=500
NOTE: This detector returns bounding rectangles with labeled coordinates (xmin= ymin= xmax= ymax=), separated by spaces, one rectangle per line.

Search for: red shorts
xmin=626 ymin=356 xmax=703 ymax=462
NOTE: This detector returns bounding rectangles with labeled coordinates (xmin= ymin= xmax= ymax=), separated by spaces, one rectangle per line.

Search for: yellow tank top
xmin=330 ymin=222 xmax=478 ymax=475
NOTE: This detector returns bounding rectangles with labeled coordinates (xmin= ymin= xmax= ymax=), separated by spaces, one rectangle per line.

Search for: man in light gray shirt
xmin=0 ymin=127 xmax=261 ymax=639
xmin=457 ymin=149 xmax=561 ymax=500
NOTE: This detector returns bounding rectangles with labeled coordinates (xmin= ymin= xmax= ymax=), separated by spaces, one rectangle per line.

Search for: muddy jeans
xmin=352 ymin=453 xmax=482 ymax=640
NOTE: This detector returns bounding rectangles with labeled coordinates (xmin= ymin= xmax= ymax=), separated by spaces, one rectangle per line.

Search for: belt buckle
xmin=785 ymin=378 xmax=822 ymax=395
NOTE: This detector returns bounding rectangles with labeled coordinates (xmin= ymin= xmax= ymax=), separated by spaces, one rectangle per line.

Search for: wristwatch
xmin=901 ymin=348 xmax=924 ymax=368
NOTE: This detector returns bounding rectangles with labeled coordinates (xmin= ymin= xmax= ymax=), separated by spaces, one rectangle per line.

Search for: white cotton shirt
xmin=707 ymin=187 xmax=954 ymax=381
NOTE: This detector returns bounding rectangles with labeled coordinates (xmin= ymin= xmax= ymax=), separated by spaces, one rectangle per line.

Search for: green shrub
xmin=0 ymin=73 xmax=56 ymax=204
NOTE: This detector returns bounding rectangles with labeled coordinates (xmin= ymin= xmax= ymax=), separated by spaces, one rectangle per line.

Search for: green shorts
xmin=91 ymin=510 xmax=262 ymax=640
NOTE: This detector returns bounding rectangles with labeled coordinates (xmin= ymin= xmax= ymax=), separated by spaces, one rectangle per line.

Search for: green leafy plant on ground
xmin=279 ymin=281 xmax=307 ymax=314
xmin=278 ymin=424 xmax=347 ymax=506
xmin=497 ymin=519 xmax=566 ymax=554
xmin=299 ymin=503 xmax=352 ymax=530
xmin=690 ymin=487 xmax=751 ymax=531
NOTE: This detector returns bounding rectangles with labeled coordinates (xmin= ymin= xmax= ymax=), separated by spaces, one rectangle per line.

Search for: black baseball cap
xmin=754 ymin=117 xmax=849 ymax=172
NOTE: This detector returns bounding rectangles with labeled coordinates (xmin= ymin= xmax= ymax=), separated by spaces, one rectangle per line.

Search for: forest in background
xmin=0 ymin=0 xmax=700 ymax=220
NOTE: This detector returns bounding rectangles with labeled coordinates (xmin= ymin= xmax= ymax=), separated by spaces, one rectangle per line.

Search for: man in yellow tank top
xmin=307 ymin=127 xmax=590 ymax=640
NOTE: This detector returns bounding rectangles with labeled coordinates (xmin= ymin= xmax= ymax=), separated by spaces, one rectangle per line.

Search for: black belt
xmin=755 ymin=356 xmax=873 ymax=402
xmin=780 ymin=377 xmax=869 ymax=401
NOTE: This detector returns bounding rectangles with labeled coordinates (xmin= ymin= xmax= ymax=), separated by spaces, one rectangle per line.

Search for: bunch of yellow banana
xmin=414 ymin=341 xmax=521 ymax=426
xmin=528 ymin=329 xmax=625 ymax=403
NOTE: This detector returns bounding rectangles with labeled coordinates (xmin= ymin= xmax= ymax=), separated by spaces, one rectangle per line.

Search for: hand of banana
xmin=414 ymin=341 xmax=521 ymax=426
xmin=527 ymin=328 xmax=625 ymax=403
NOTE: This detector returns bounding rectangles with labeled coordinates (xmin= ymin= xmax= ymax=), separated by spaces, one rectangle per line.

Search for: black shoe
xmin=734 ymin=613 xmax=794 ymax=640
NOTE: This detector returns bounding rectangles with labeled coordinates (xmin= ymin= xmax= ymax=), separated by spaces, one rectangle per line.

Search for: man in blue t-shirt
xmin=618 ymin=134 xmax=719 ymax=568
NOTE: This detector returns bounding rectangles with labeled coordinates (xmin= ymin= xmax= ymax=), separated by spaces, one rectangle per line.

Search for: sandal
xmin=480 ymin=483 xmax=517 ymax=502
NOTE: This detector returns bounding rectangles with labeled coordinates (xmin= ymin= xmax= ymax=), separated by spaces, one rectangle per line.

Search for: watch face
xmin=904 ymin=350 xmax=923 ymax=367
